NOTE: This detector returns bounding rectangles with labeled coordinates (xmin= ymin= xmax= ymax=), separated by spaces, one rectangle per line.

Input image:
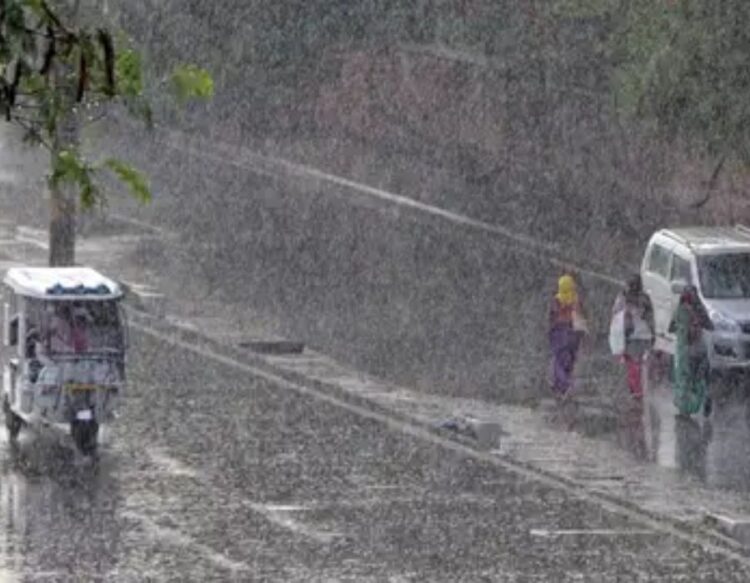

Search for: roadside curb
xmin=703 ymin=513 xmax=750 ymax=547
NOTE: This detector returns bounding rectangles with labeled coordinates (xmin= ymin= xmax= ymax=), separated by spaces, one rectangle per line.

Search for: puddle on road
xmin=146 ymin=447 xmax=200 ymax=479
xmin=0 ymin=429 xmax=122 ymax=581
xmin=542 ymin=374 xmax=750 ymax=494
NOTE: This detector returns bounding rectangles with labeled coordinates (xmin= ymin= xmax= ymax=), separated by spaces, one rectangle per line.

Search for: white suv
xmin=641 ymin=226 xmax=750 ymax=370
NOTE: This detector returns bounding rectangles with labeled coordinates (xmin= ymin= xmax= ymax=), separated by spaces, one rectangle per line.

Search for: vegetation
xmin=551 ymin=0 xmax=750 ymax=206
xmin=0 ymin=0 xmax=213 ymax=265
xmin=106 ymin=0 xmax=750 ymax=255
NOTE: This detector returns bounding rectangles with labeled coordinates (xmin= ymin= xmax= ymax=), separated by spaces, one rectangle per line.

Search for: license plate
xmin=66 ymin=383 xmax=98 ymax=392
xmin=76 ymin=410 xmax=93 ymax=421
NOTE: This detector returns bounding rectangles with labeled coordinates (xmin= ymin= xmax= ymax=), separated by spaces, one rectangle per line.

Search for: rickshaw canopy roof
xmin=3 ymin=267 xmax=123 ymax=300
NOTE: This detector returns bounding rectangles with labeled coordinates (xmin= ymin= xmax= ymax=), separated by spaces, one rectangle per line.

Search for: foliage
xmin=171 ymin=64 xmax=214 ymax=105
xmin=556 ymin=0 xmax=750 ymax=166
xmin=50 ymin=149 xmax=98 ymax=207
xmin=0 ymin=0 xmax=213 ymax=210
xmin=103 ymin=158 xmax=151 ymax=203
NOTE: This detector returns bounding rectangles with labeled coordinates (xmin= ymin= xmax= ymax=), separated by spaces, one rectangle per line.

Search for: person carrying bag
xmin=610 ymin=275 xmax=655 ymax=399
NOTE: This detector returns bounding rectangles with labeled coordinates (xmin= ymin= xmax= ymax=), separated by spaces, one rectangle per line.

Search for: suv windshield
xmin=698 ymin=253 xmax=750 ymax=299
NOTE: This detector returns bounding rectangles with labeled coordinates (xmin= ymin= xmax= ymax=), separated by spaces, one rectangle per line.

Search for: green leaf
xmin=115 ymin=49 xmax=144 ymax=97
xmin=50 ymin=150 xmax=99 ymax=209
xmin=21 ymin=0 xmax=46 ymax=19
xmin=19 ymin=72 xmax=47 ymax=95
xmin=171 ymin=64 xmax=214 ymax=104
xmin=80 ymin=180 xmax=99 ymax=210
xmin=51 ymin=150 xmax=87 ymax=186
xmin=103 ymin=158 xmax=151 ymax=203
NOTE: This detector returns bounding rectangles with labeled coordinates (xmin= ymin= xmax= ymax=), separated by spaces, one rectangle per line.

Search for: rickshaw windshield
xmin=32 ymin=299 xmax=125 ymax=355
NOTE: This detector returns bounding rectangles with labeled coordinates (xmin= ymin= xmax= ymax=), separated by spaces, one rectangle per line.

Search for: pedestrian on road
xmin=549 ymin=273 xmax=588 ymax=398
xmin=669 ymin=285 xmax=714 ymax=417
xmin=611 ymin=275 xmax=655 ymax=399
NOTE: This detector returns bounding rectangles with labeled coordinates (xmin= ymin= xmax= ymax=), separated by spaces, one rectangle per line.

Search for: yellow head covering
xmin=556 ymin=275 xmax=578 ymax=307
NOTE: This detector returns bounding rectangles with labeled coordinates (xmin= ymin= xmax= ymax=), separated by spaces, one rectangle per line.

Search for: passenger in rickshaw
xmin=29 ymin=304 xmax=91 ymax=385
xmin=70 ymin=306 xmax=91 ymax=353
xmin=47 ymin=304 xmax=76 ymax=353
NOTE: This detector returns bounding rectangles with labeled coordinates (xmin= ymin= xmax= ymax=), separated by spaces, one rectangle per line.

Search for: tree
xmin=0 ymin=0 xmax=213 ymax=265
xmin=553 ymin=0 xmax=750 ymax=206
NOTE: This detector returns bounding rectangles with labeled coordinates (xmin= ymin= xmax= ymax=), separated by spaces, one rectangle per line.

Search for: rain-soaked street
xmin=3 ymin=1 xmax=750 ymax=578
xmin=3 ymin=327 xmax=750 ymax=580
xmin=3 ymin=122 xmax=750 ymax=581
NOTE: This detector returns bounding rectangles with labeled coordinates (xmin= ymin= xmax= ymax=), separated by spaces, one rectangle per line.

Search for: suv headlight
xmin=711 ymin=310 xmax=740 ymax=333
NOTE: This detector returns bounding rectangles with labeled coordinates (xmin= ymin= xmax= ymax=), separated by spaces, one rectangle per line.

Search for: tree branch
xmin=22 ymin=25 xmax=54 ymax=38
xmin=11 ymin=118 xmax=52 ymax=151
xmin=690 ymin=154 xmax=727 ymax=209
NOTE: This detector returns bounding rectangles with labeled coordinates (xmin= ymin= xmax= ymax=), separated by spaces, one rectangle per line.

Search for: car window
xmin=647 ymin=244 xmax=671 ymax=278
xmin=670 ymin=255 xmax=692 ymax=283
xmin=698 ymin=253 xmax=750 ymax=299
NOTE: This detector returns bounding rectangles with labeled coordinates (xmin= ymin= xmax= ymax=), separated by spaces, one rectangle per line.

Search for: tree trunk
xmin=48 ymin=177 xmax=77 ymax=266
xmin=48 ymin=114 xmax=79 ymax=266
xmin=48 ymin=0 xmax=81 ymax=267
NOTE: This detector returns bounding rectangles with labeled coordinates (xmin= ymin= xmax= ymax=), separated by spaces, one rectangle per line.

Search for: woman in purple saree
xmin=549 ymin=274 xmax=587 ymax=397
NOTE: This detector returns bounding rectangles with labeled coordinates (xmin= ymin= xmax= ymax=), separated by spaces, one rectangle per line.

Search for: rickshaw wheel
xmin=71 ymin=421 xmax=99 ymax=456
xmin=3 ymin=398 xmax=22 ymax=441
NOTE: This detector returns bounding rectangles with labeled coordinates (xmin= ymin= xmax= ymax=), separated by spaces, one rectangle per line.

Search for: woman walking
xmin=670 ymin=285 xmax=714 ymax=417
xmin=611 ymin=275 xmax=655 ymax=399
xmin=549 ymin=274 xmax=588 ymax=398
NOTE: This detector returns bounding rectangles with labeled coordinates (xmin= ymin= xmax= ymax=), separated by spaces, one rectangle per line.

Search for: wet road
xmin=2 ymin=330 xmax=750 ymax=581
xmin=634 ymin=371 xmax=750 ymax=492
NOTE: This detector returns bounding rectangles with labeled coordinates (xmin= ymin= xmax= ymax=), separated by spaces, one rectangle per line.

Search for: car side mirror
xmin=671 ymin=280 xmax=688 ymax=295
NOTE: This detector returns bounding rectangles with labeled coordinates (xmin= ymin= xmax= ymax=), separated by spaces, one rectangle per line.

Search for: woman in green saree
xmin=670 ymin=285 xmax=714 ymax=417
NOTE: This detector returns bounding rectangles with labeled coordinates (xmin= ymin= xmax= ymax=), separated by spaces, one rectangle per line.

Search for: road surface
xmin=2 ymin=328 xmax=750 ymax=581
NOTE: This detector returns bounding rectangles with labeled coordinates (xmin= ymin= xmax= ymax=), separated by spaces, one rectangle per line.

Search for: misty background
xmin=4 ymin=1 xmax=744 ymax=402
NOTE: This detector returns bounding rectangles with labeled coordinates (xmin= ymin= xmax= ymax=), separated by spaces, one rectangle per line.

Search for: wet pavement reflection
xmin=0 ymin=432 xmax=121 ymax=581
xmin=602 ymin=365 xmax=750 ymax=492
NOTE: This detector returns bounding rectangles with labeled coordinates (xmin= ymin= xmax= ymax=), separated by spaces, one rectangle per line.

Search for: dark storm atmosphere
xmin=2 ymin=1 xmax=750 ymax=581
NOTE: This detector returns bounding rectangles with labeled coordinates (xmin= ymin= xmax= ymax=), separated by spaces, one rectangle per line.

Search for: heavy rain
xmin=1 ymin=1 xmax=750 ymax=581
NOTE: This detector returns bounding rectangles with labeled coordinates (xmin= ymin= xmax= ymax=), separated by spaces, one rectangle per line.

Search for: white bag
xmin=609 ymin=310 xmax=626 ymax=356
xmin=572 ymin=310 xmax=589 ymax=334
xmin=631 ymin=316 xmax=653 ymax=341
